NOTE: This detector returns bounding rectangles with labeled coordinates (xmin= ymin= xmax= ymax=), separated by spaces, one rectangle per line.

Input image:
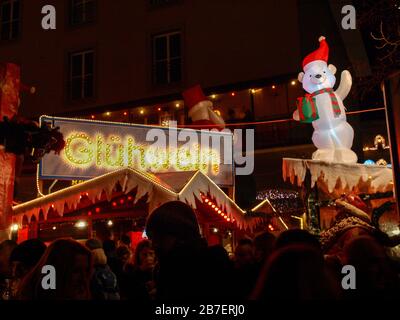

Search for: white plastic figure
xmin=293 ymin=36 xmax=357 ymax=163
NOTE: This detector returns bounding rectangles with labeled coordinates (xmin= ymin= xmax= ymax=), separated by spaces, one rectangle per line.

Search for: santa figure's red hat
xmin=319 ymin=194 xmax=374 ymax=251
xmin=302 ymin=36 xmax=329 ymax=70
xmin=182 ymin=84 xmax=225 ymax=130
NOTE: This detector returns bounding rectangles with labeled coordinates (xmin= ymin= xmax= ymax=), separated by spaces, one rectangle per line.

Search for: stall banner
xmin=0 ymin=63 xmax=20 ymax=227
xmin=39 ymin=116 xmax=234 ymax=186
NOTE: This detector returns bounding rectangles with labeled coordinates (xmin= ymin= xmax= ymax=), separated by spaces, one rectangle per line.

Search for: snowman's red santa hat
xmin=302 ymin=36 xmax=329 ymax=70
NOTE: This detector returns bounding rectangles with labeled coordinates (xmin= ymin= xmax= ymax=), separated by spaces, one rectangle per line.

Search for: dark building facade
xmin=0 ymin=0 xmax=386 ymax=206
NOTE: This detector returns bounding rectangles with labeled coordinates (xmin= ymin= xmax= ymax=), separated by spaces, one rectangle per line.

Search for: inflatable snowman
xmin=293 ymin=36 xmax=357 ymax=163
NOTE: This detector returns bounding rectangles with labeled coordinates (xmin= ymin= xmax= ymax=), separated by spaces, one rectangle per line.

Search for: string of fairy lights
xmin=256 ymin=189 xmax=303 ymax=215
xmin=86 ymin=81 xmax=300 ymax=123
xmin=200 ymin=192 xmax=235 ymax=224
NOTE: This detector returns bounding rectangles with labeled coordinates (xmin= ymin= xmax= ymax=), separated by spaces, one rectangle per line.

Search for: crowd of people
xmin=0 ymin=199 xmax=399 ymax=300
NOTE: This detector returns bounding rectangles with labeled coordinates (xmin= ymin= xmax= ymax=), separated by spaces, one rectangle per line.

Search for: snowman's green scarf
xmin=296 ymin=88 xmax=341 ymax=123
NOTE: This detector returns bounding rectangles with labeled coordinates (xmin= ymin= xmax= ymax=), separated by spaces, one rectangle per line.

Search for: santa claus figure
xmin=319 ymin=194 xmax=375 ymax=255
xmin=182 ymin=85 xmax=225 ymax=130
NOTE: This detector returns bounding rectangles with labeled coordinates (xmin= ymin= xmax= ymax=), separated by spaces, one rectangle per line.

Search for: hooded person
xmin=182 ymin=84 xmax=225 ymax=130
xmin=85 ymin=238 xmax=120 ymax=300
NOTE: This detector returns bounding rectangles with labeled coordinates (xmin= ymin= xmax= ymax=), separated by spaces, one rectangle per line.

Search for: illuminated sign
xmin=39 ymin=116 xmax=234 ymax=186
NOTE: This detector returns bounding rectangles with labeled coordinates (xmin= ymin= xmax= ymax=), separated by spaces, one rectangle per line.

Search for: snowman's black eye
xmin=310 ymin=75 xmax=312 ymax=77
xmin=323 ymin=71 xmax=326 ymax=73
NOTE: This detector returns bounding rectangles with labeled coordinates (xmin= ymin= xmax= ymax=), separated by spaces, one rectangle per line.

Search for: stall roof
xmin=13 ymin=168 xmax=269 ymax=231
xmin=283 ymin=158 xmax=394 ymax=196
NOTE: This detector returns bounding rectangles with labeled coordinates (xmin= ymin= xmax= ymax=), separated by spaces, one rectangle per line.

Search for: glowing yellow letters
xmin=62 ymin=132 xmax=220 ymax=175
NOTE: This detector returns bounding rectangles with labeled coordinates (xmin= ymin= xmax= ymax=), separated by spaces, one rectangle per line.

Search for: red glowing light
xmin=128 ymin=196 xmax=133 ymax=201
xmin=231 ymin=92 xmax=236 ymax=97
xmin=120 ymin=199 xmax=125 ymax=204
xmin=112 ymin=202 xmax=117 ymax=207
xmin=88 ymin=211 xmax=92 ymax=216
xmin=123 ymin=111 xmax=128 ymax=116
xmin=157 ymin=107 xmax=161 ymax=111
xmin=95 ymin=207 xmax=101 ymax=213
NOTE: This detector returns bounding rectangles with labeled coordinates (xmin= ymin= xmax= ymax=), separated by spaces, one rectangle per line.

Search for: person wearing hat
xmin=85 ymin=238 xmax=120 ymax=300
xmin=319 ymin=194 xmax=377 ymax=257
xmin=182 ymin=84 xmax=225 ymax=130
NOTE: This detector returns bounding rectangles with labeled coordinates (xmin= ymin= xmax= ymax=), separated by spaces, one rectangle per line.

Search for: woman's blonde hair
xmin=91 ymin=248 xmax=107 ymax=266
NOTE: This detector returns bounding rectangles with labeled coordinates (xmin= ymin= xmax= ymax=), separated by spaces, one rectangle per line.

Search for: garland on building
xmin=0 ymin=116 xmax=65 ymax=162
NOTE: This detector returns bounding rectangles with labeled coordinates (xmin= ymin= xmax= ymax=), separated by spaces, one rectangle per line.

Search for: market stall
xmin=11 ymin=168 xmax=271 ymax=249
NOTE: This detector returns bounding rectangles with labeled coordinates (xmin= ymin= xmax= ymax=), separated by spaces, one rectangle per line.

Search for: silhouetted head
xmin=116 ymin=245 xmax=131 ymax=266
xmin=253 ymin=232 xmax=276 ymax=264
xmin=251 ymin=244 xmax=340 ymax=300
xmin=343 ymin=236 xmax=398 ymax=297
xmin=275 ymin=229 xmax=321 ymax=252
xmin=234 ymin=238 xmax=255 ymax=268
xmin=120 ymin=234 xmax=131 ymax=247
xmin=134 ymin=239 xmax=155 ymax=271
xmin=146 ymin=201 xmax=201 ymax=260
xmin=102 ymin=239 xmax=117 ymax=258
xmin=0 ymin=240 xmax=17 ymax=278
xmin=9 ymin=239 xmax=46 ymax=279
xmin=17 ymin=239 xmax=92 ymax=300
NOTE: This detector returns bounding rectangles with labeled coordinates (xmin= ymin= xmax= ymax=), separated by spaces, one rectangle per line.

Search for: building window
xmin=69 ymin=0 xmax=96 ymax=26
xmin=0 ymin=0 xmax=20 ymax=41
xmin=152 ymin=31 xmax=182 ymax=85
xmin=68 ymin=50 xmax=94 ymax=100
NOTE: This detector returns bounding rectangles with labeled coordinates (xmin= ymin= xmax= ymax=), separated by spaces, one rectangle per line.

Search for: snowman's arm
xmin=335 ymin=70 xmax=352 ymax=101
